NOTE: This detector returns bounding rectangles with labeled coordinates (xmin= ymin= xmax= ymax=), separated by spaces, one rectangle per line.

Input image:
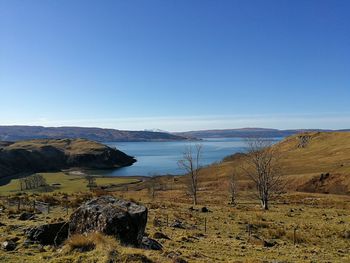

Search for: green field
xmin=0 ymin=172 xmax=139 ymax=195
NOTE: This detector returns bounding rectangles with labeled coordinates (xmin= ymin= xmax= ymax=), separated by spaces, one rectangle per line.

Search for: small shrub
xmin=93 ymin=189 xmax=109 ymax=197
xmin=66 ymin=234 xmax=96 ymax=252
xmin=267 ymin=227 xmax=286 ymax=239
xmin=285 ymin=230 xmax=307 ymax=244
xmin=65 ymin=232 xmax=116 ymax=253
xmin=37 ymin=194 xmax=60 ymax=205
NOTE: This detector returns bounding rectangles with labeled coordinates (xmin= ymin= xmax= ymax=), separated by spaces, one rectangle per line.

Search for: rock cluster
xmin=26 ymin=196 xmax=152 ymax=249
xmin=26 ymin=222 xmax=69 ymax=246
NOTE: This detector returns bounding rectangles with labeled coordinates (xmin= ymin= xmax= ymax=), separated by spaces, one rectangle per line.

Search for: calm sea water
xmin=94 ymin=138 xmax=281 ymax=177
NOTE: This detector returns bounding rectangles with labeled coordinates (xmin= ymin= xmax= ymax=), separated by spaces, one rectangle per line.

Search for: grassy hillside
xmin=195 ymin=132 xmax=350 ymax=195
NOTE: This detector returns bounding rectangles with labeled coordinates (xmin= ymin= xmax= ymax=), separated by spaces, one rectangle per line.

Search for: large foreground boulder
xmin=26 ymin=222 xmax=69 ymax=245
xmin=69 ymin=196 xmax=148 ymax=246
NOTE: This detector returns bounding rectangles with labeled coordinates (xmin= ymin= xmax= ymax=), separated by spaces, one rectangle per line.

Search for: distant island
xmin=0 ymin=126 xmax=190 ymax=142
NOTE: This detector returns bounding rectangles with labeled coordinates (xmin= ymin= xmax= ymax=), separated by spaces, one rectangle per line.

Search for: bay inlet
xmin=95 ymin=138 xmax=282 ymax=177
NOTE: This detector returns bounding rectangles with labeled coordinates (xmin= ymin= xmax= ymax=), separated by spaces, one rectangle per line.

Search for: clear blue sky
xmin=0 ymin=0 xmax=349 ymax=131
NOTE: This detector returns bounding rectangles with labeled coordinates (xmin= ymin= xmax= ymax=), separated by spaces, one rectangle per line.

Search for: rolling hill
xmin=197 ymin=131 xmax=350 ymax=195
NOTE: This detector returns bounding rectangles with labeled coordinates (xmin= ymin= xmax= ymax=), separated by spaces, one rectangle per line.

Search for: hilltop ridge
xmin=176 ymin=128 xmax=349 ymax=138
xmin=0 ymin=126 xmax=189 ymax=142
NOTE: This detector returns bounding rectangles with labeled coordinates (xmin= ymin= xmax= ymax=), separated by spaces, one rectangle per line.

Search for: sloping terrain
xmin=0 ymin=126 xmax=189 ymax=142
xmin=198 ymin=132 xmax=350 ymax=195
xmin=0 ymin=139 xmax=136 ymax=183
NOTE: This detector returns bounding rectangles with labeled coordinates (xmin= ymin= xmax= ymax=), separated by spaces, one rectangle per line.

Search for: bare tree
xmin=242 ymin=138 xmax=283 ymax=210
xmin=19 ymin=178 xmax=25 ymax=191
xmin=178 ymin=144 xmax=202 ymax=206
xmin=147 ymin=175 xmax=157 ymax=201
xmin=228 ymin=171 xmax=238 ymax=206
xmin=85 ymin=175 xmax=97 ymax=191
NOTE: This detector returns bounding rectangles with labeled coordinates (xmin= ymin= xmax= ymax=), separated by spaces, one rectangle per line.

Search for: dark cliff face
xmin=0 ymin=138 xmax=136 ymax=179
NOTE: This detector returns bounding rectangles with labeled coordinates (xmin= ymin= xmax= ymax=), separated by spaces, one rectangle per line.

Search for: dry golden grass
xmin=64 ymin=232 xmax=116 ymax=253
xmin=0 ymin=188 xmax=349 ymax=262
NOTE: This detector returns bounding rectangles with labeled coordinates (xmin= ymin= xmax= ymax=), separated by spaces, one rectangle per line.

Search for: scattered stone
xmin=19 ymin=212 xmax=35 ymax=221
xmin=342 ymin=230 xmax=350 ymax=239
xmin=165 ymin=251 xmax=187 ymax=263
xmin=141 ymin=236 xmax=163 ymax=250
xmin=153 ymin=232 xmax=170 ymax=240
xmin=264 ymin=239 xmax=277 ymax=247
xmin=201 ymin=207 xmax=209 ymax=213
xmin=153 ymin=218 xmax=162 ymax=227
xmin=38 ymin=245 xmax=46 ymax=252
xmin=10 ymin=237 xmax=20 ymax=242
xmin=170 ymin=219 xmax=185 ymax=229
xmin=69 ymin=196 xmax=148 ymax=246
xmin=23 ymin=239 xmax=34 ymax=248
xmin=26 ymin=222 xmax=69 ymax=246
xmin=165 ymin=251 xmax=182 ymax=259
xmin=193 ymin=233 xmax=205 ymax=239
xmin=2 ymin=240 xmax=16 ymax=251
xmin=121 ymin=253 xmax=154 ymax=263
xmin=0 ymin=222 xmax=6 ymax=227
xmin=173 ymin=257 xmax=188 ymax=263
xmin=178 ymin=236 xmax=191 ymax=243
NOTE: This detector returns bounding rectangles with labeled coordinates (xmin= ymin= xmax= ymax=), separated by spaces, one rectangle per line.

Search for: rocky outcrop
xmin=69 ymin=196 xmax=147 ymax=246
xmin=0 ymin=138 xmax=136 ymax=181
xmin=141 ymin=237 xmax=163 ymax=250
xmin=26 ymin=222 xmax=69 ymax=245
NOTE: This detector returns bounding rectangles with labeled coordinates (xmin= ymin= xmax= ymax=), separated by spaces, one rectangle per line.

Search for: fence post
xmin=47 ymin=203 xmax=50 ymax=214
xmin=166 ymin=215 xmax=169 ymax=227
xmin=293 ymin=228 xmax=297 ymax=245
xmin=204 ymin=217 xmax=207 ymax=233
xmin=33 ymin=200 xmax=35 ymax=212
xmin=17 ymin=198 xmax=20 ymax=211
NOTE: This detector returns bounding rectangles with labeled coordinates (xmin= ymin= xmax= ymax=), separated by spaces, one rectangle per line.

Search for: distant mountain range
xmin=175 ymin=128 xmax=350 ymax=138
xmin=0 ymin=126 xmax=189 ymax=142
xmin=1 ymin=126 xmax=349 ymax=142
